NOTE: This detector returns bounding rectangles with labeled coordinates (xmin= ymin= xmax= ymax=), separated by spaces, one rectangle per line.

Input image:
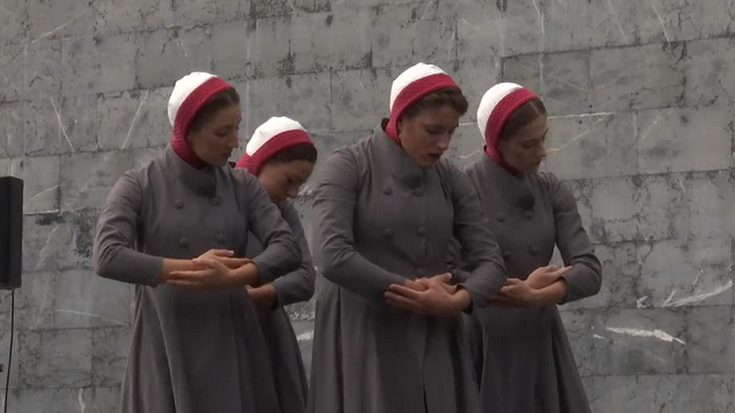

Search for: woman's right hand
xmin=167 ymin=258 xmax=259 ymax=290
xmin=197 ymin=249 xmax=251 ymax=269
xmin=525 ymin=265 xmax=572 ymax=289
xmin=385 ymin=273 xmax=469 ymax=316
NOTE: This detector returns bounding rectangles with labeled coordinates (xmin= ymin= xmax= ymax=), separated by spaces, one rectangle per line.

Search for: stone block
xmin=250 ymin=0 xmax=328 ymax=18
xmin=638 ymin=106 xmax=733 ymax=174
xmin=291 ymin=320 xmax=314 ymax=377
xmin=557 ymin=310 xmax=595 ymax=377
xmin=245 ymin=16 xmax=292 ymax=79
xmin=0 ymin=322 xmax=21 ymax=390
xmin=14 ymin=270 xmax=132 ymax=330
xmin=455 ymin=56 xmax=502 ymax=121
xmin=291 ymin=10 xmax=372 ymax=74
xmin=587 ymin=177 xmax=639 ymax=243
xmin=61 ymin=33 xmax=137 ymax=96
xmin=172 ymin=0 xmax=245 ymax=26
xmin=685 ymin=306 xmax=735 ymax=374
xmin=18 ymin=329 xmax=93 ymax=388
xmin=25 ymin=39 xmax=63 ymax=99
xmin=0 ymin=43 xmax=25 ymax=102
xmin=584 ymin=374 xmax=735 ymax=413
xmin=92 ymin=327 xmax=131 ymax=387
xmin=455 ymin=0 xmax=502 ymax=60
xmin=637 ymin=238 xmax=733 ymax=309
xmin=10 ymin=156 xmax=60 ymax=214
xmin=685 ymin=38 xmax=735 ymax=107
xmin=136 ymin=27 xmax=214 ymax=90
xmin=0 ymin=0 xmax=27 ymax=44
xmin=371 ymin=2 xmax=457 ymax=69
xmin=447 ymin=122 xmax=483 ymax=166
xmin=684 ymin=171 xmax=735 ymax=240
xmin=503 ymin=51 xmax=593 ymax=116
xmin=590 ymin=43 xmax=685 ymax=112
xmin=0 ymin=102 xmax=25 ymax=158
xmin=545 ymin=112 xmax=637 ymax=180
xmin=2 ymin=387 xmax=121 ymax=413
xmin=636 ymin=0 xmax=735 ymax=44
xmin=330 ymin=68 xmax=392 ymax=131
xmin=211 ymin=20 xmax=251 ymax=81
xmin=130 ymin=146 xmax=168 ymax=170
xmin=22 ymin=209 xmax=100 ymax=273
xmin=60 ymin=151 xmax=134 ymax=212
xmin=242 ymin=72 xmax=333 ymax=136
xmin=636 ymin=173 xmax=688 ymax=242
xmin=98 ymin=91 xmax=153 ymax=151
xmin=135 ymin=87 xmax=174 ymax=149
xmin=25 ymin=96 xmax=84 ymax=156
xmin=26 ymin=0 xmax=97 ymax=41
xmin=588 ymin=308 xmax=687 ymax=376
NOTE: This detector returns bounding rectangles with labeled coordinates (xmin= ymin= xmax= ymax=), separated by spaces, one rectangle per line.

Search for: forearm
xmin=535 ymin=279 xmax=568 ymax=306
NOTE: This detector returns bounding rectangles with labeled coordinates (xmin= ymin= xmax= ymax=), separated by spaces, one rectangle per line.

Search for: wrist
xmin=453 ymin=287 xmax=472 ymax=311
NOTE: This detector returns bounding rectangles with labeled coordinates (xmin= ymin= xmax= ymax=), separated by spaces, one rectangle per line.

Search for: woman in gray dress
xmin=236 ymin=116 xmax=317 ymax=413
xmin=464 ymin=82 xmax=603 ymax=413
xmin=308 ymin=63 xmax=506 ymax=413
xmin=93 ymin=72 xmax=301 ymax=413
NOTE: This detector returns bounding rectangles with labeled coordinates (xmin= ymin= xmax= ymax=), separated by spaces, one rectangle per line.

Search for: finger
xmin=388 ymin=284 xmax=423 ymax=300
xmin=194 ymin=258 xmax=230 ymax=273
xmin=406 ymin=279 xmax=429 ymax=291
xmin=209 ymin=249 xmax=235 ymax=257
xmin=385 ymin=292 xmax=421 ymax=310
xmin=430 ymin=273 xmax=452 ymax=283
xmin=221 ymin=257 xmax=250 ymax=268
xmin=168 ymin=270 xmax=209 ymax=281
xmin=503 ymin=278 xmax=523 ymax=286
xmin=553 ymin=265 xmax=573 ymax=275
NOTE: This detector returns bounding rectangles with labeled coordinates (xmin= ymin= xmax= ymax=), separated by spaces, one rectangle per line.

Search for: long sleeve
xmin=551 ymin=176 xmax=602 ymax=303
xmin=271 ymin=202 xmax=316 ymax=306
xmin=312 ymin=148 xmax=407 ymax=301
xmin=240 ymin=171 xmax=302 ymax=284
xmin=93 ymin=171 xmax=164 ymax=286
xmin=449 ymin=165 xmax=507 ymax=309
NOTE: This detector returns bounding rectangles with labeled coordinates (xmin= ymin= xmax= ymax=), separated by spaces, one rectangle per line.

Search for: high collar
xmin=480 ymin=155 xmax=535 ymax=211
xmin=164 ymin=145 xmax=219 ymax=197
xmin=374 ymin=123 xmax=427 ymax=190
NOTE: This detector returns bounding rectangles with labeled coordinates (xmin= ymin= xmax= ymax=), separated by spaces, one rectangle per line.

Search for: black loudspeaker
xmin=0 ymin=176 xmax=22 ymax=289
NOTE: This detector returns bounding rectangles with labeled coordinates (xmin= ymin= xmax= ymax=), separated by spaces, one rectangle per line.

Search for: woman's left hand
xmin=168 ymin=258 xmax=258 ymax=290
xmin=490 ymin=278 xmax=568 ymax=307
xmin=385 ymin=273 xmax=470 ymax=316
xmin=247 ymin=284 xmax=278 ymax=308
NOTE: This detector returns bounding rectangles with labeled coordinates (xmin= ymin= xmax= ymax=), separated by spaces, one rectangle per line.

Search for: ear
xmin=396 ymin=117 xmax=404 ymax=137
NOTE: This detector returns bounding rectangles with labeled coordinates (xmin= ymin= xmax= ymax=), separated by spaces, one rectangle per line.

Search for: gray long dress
xmin=461 ymin=156 xmax=602 ymax=413
xmin=92 ymin=146 xmax=302 ymax=413
xmin=245 ymin=200 xmax=315 ymax=413
xmin=308 ymin=126 xmax=506 ymax=413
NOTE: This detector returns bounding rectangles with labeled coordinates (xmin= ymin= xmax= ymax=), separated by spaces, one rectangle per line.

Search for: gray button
xmin=416 ymin=227 xmax=427 ymax=236
xmin=179 ymin=238 xmax=190 ymax=248
xmin=174 ymin=200 xmax=184 ymax=209
xmin=416 ymin=267 xmax=426 ymax=274
xmin=413 ymin=188 xmax=423 ymax=197
xmin=496 ymin=215 xmax=505 ymax=222
xmin=211 ymin=196 xmax=222 ymax=206
xmin=524 ymin=209 xmax=534 ymax=219
xmin=384 ymin=228 xmax=394 ymax=239
xmin=216 ymin=234 xmax=226 ymax=244
xmin=529 ymin=246 xmax=538 ymax=256
xmin=383 ymin=186 xmax=392 ymax=195
xmin=502 ymin=251 xmax=512 ymax=260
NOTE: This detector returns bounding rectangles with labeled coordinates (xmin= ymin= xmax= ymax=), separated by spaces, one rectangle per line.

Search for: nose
xmin=286 ymin=186 xmax=299 ymax=199
xmin=227 ymin=132 xmax=239 ymax=149
xmin=437 ymin=133 xmax=452 ymax=151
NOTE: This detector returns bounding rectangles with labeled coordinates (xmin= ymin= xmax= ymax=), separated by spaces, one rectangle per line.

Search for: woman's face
xmin=498 ymin=113 xmax=548 ymax=174
xmin=397 ymin=105 xmax=461 ymax=167
xmin=187 ymin=104 xmax=242 ymax=167
xmin=258 ymin=159 xmax=315 ymax=203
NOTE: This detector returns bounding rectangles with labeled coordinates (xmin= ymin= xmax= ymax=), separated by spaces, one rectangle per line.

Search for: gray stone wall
xmin=1 ymin=0 xmax=734 ymax=411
